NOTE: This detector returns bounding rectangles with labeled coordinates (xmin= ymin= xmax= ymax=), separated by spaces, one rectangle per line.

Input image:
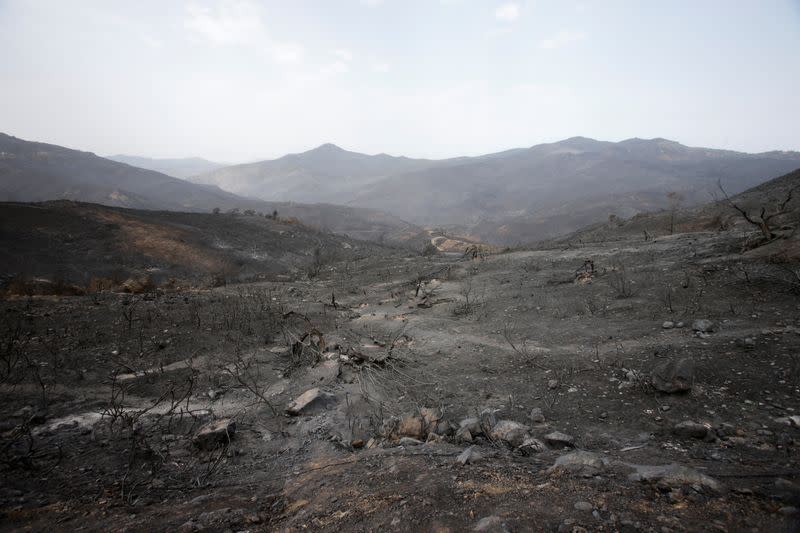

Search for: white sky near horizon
xmin=1 ymin=0 xmax=798 ymax=163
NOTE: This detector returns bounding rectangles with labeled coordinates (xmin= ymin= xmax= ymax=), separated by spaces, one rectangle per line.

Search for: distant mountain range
xmin=0 ymin=133 xmax=426 ymax=247
xmin=106 ymin=155 xmax=227 ymax=179
xmin=190 ymin=138 xmax=800 ymax=244
xmin=2 ymin=132 xmax=799 ymax=246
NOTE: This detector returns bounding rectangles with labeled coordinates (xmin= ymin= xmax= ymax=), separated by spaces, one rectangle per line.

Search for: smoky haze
xmin=0 ymin=0 xmax=798 ymax=162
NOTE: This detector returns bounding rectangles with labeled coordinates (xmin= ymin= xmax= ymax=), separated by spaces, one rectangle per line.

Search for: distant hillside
xmin=106 ymin=154 xmax=227 ymax=179
xmin=194 ymin=137 xmax=800 ymax=245
xmin=552 ymin=167 xmax=800 ymax=253
xmin=0 ymin=133 xmax=427 ymax=247
xmin=0 ymin=201 xmax=396 ymax=287
xmin=189 ymin=143 xmax=450 ymax=203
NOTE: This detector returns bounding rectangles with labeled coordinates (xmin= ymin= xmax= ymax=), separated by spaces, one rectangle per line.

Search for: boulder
xmin=193 ymin=418 xmax=236 ymax=450
xmin=651 ymin=358 xmax=695 ymax=393
xmin=457 ymin=445 xmax=482 ymax=465
xmin=551 ymin=451 xmax=608 ymax=471
xmin=517 ymin=436 xmax=546 ymax=455
xmin=628 ymin=463 xmax=723 ymax=492
xmin=691 ymin=319 xmax=715 ymax=333
xmin=490 ymin=420 xmax=530 ymax=447
xmin=396 ymin=414 xmax=426 ymax=439
xmin=459 ymin=417 xmax=483 ymax=435
xmin=662 ymin=321 xmax=674 ymax=329
xmin=285 ymin=388 xmax=335 ymax=416
xmin=544 ymin=431 xmax=575 ymax=448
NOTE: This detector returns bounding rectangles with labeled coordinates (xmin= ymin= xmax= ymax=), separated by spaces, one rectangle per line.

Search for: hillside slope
xmin=194 ymin=137 xmax=800 ymax=244
xmin=0 ymin=201 xmax=395 ymax=287
xmin=0 ymin=133 xmax=426 ymax=247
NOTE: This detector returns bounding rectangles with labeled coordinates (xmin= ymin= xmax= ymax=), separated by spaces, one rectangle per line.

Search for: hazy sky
xmin=1 ymin=0 xmax=798 ymax=162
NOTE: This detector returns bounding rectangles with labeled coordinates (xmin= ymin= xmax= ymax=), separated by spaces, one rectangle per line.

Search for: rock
xmin=548 ymin=379 xmax=559 ymax=390
xmin=574 ymin=501 xmax=593 ymax=512
xmin=473 ymin=515 xmax=505 ymax=532
xmin=398 ymin=437 xmax=423 ymax=446
xmin=307 ymin=360 xmax=340 ymax=382
xmin=676 ymin=321 xmax=685 ymax=328
xmin=351 ymin=439 xmax=365 ymax=449
xmin=193 ymin=419 xmax=236 ymax=450
xmin=662 ymin=321 xmax=674 ymax=329
xmin=691 ymin=319 xmax=714 ymax=333
xmin=397 ymin=414 xmax=426 ymax=439
xmin=651 ymin=358 xmax=695 ymax=393
xmin=420 ymin=407 xmax=443 ymax=433
xmin=628 ymin=463 xmax=723 ymax=492
xmin=490 ymin=420 xmax=530 ymax=447
xmin=457 ymin=445 xmax=482 ymax=465
xmin=455 ymin=427 xmax=473 ymax=443
xmin=544 ymin=431 xmax=575 ymax=448
xmin=673 ymin=421 xmax=710 ymax=439
xmin=529 ymin=407 xmax=545 ymax=424
xmin=551 ymin=451 xmax=608 ymax=471
xmin=459 ymin=417 xmax=482 ymax=435
xmin=778 ymin=506 xmax=799 ymax=516
xmin=517 ymin=436 xmax=546 ymax=455
xmin=286 ymin=388 xmax=336 ymax=416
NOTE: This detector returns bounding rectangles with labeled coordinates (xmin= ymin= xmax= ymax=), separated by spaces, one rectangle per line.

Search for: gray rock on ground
xmin=490 ymin=420 xmax=530 ymax=447
xmin=457 ymin=445 xmax=482 ymax=465
xmin=544 ymin=431 xmax=575 ymax=448
xmin=692 ymin=319 xmax=715 ymax=333
xmin=193 ymin=418 xmax=236 ymax=450
xmin=651 ymin=358 xmax=695 ymax=393
xmin=628 ymin=463 xmax=723 ymax=492
xmin=285 ymin=388 xmax=336 ymax=416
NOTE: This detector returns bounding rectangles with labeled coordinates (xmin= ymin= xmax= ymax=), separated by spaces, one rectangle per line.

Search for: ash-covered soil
xmin=1 ymin=226 xmax=799 ymax=532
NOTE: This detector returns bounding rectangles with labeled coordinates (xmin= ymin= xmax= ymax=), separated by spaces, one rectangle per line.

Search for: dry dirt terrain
xmin=1 ymin=188 xmax=800 ymax=532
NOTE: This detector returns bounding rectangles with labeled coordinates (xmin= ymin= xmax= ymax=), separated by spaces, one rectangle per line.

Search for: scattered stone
xmin=396 ymin=414 xmax=426 ymax=439
xmin=544 ymin=431 xmax=575 ymax=448
xmin=651 ymin=358 xmax=695 ymax=393
xmin=398 ymin=437 xmax=423 ymax=446
xmin=457 ymin=445 xmax=482 ymax=465
xmin=286 ymin=388 xmax=336 ymax=416
xmin=455 ymin=427 xmax=473 ymax=443
xmin=193 ymin=419 xmax=236 ymax=450
xmin=490 ymin=420 xmax=530 ymax=448
xmin=673 ymin=421 xmax=710 ymax=440
xmin=550 ymin=451 xmax=608 ymax=471
xmin=459 ymin=417 xmax=482 ymax=435
xmin=628 ymin=463 xmax=723 ymax=492
xmin=529 ymin=407 xmax=545 ymax=424
xmin=662 ymin=321 xmax=674 ymax=329
xmin=574 ymin=501 xmax=593 ymax=512
xmin=517 ymin=436 xmax=547 ymax=455
xmin=692 ymin=319 xmax=714 ymax=333
xmin=473 ymin=515 xmax=505 ymax=532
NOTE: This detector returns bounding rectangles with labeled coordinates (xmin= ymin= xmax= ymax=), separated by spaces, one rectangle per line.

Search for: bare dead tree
xmin=717 ymin=180 xmax=797 ymax=241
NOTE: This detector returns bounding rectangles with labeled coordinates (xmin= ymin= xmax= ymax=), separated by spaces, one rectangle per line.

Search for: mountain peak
xmin=310 ymin=143 xmax=345 ymax=153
